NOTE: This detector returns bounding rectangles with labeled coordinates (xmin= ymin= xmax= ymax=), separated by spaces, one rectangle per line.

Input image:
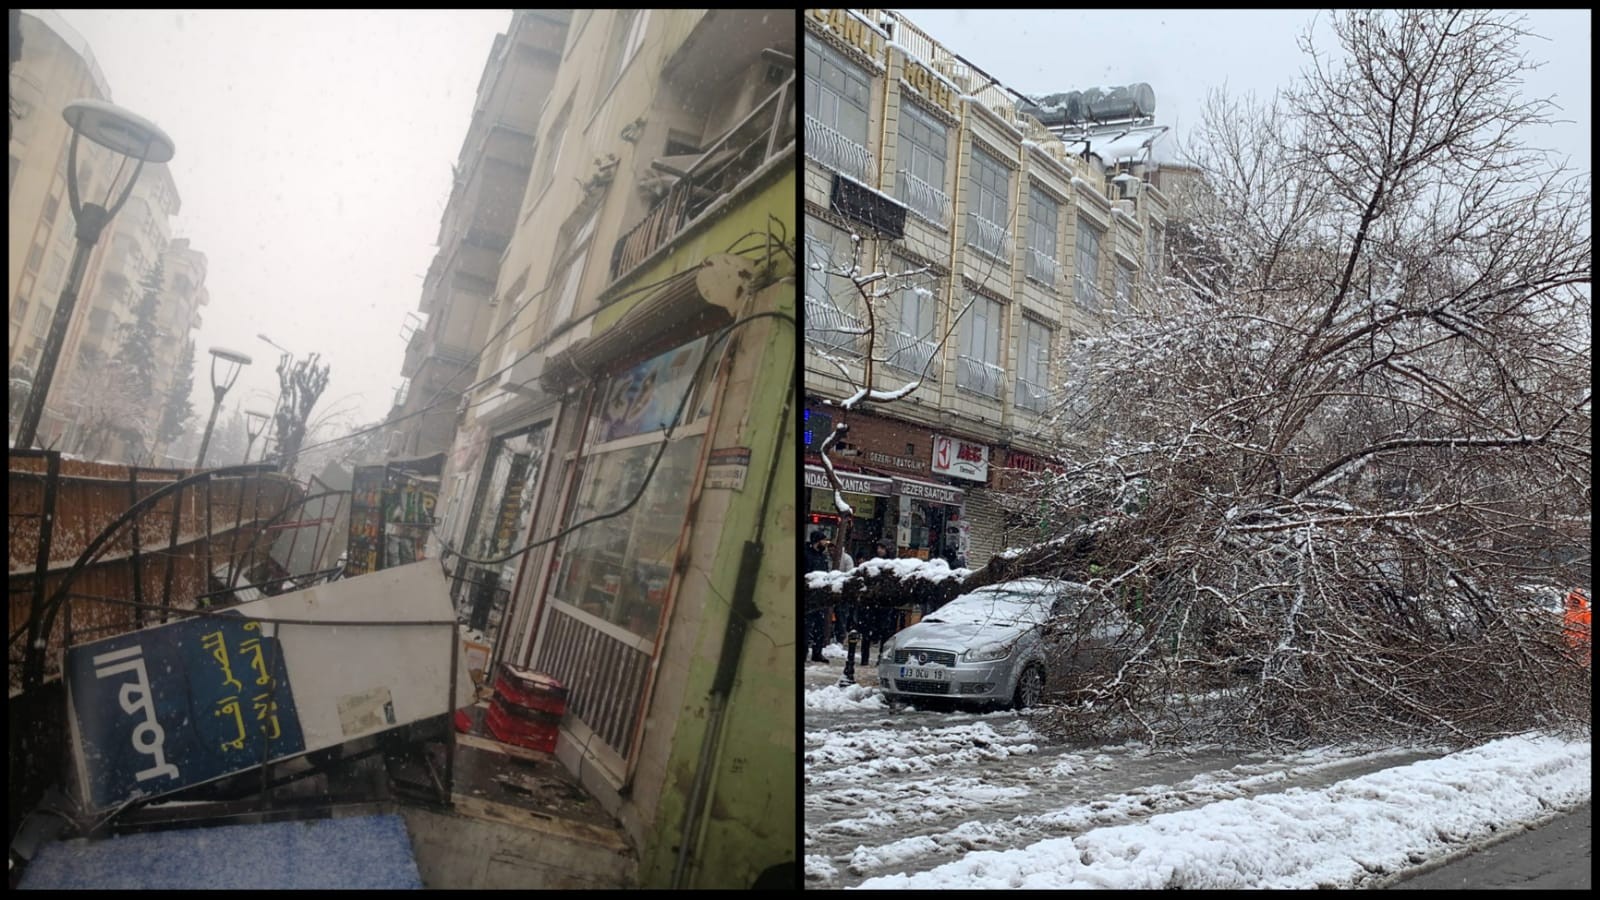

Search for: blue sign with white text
xmin=66 ymin=612 xmax=305 ymax=811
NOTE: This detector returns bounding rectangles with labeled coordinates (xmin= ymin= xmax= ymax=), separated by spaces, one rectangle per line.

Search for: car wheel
xmin=1012 ymin=664 xmax=1045 ymax=709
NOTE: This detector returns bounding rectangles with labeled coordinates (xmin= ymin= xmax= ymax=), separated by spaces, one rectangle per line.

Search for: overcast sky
xmin=52 ymin=9 xmax=513 ymax=431
xmin=896 ymin=9 xmax=1591 ymax=176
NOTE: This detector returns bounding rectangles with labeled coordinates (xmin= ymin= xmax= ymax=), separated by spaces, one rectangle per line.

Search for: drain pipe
xmin=672 ymin=318 xmax=794 ymax=889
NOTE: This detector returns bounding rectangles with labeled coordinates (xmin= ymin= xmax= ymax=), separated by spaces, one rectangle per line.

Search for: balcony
xmin=610 ymin=74 xmax=797 ymax=285
xmin=1014 ymin=377 xmax=1050 ymax=413
xmin=803 ymin=115 xmax=874 ymax=184
xmin=804 ymin=295 xmax=866 ymax=358
xmin=1025 ymin=248 xmax=1059 ymax=287
xmin=956 ymin=354 xmax=1005 ymax=398
xmin=966 ymin=214 xmax=1009 ymax=261
xmin=895 ymin=170 xmax=950 ymax=228
xmin=880 ymin=329 xmax=941 ymax=380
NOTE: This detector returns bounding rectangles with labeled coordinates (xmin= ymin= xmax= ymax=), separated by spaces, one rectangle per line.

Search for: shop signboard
xmin=892 ymin=476 xmax=965 ymax=507
xmin=67 ymin=562 xmax=474 ymax=813
xmin=597 ymin=336 xmax=708 ymax=443
xmin=931 ymin=434 xmax=990 ymax=482
xmin=803 ymin=465 xmax=893 ymax=496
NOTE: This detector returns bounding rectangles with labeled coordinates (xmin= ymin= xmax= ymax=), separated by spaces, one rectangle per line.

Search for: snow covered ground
xmin=804 ymin=653 xmax=1591 ymax=889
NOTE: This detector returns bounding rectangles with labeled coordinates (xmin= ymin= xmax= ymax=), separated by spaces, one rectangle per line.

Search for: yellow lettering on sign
xmin=809 ymin=8 xmax=883 ymax=60
xmin=904 ymin=62 xmax=957 ymax=113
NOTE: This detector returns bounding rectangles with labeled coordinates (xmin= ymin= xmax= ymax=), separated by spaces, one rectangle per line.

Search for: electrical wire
xmin=437 ymin=308 xmax=796 ymax=567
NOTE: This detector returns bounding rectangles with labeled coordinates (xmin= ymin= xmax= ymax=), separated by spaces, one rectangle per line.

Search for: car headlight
xmin=964 ymin=642 xmax=1011 ymax=662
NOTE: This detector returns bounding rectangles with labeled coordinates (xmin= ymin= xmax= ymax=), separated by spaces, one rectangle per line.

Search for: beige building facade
xmin=386 ymin=10 xmax=571 ymax=462
xmin=802 ymin=8 xmax=1171 ymax=567
xmin=9 ymin=11 xmax=199 ymax=459
xmin=429 ymin=10 xmax=797 ymax=887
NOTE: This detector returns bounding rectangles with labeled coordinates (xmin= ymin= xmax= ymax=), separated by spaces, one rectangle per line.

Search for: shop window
xmin=455 ymin=422 xmax=550 ymax=626
xmin=550 ymin=336 xmax=717 ymax=641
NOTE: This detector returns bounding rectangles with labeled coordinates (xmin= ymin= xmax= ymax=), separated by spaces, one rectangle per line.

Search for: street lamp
xmin=243 ymin=409 xmax=272 ymax=463
xmin=195 ymin=347 xmax=252 ymax=468
xmin=14 ymin=99 xmax=175 ymax=450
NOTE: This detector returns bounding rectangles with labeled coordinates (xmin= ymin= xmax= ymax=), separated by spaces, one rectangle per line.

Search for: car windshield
xmin=924 ymin=586 xmax=1052 ymax=628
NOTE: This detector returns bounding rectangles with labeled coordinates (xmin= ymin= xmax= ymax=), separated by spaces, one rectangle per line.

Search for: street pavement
xmin=807 ymin=654 xmax=1592 ymax=890
xmin=1387 ymin=803 xmax=1591 ymax=890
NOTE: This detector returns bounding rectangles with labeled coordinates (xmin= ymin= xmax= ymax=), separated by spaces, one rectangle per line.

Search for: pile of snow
xmin=853 ymin=732 xmax=1591 ymax=889
xmin=805 ymin=557 xmax=974 ymax=593
xmin=806 ymin=682 xmax=888 ymax=712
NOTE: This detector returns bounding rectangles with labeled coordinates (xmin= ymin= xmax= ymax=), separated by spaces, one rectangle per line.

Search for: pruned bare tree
xmin=1010 ymin=10 xmax=1591 ymax=749
xmin=268 ymin=352 xmax=331 ymax=478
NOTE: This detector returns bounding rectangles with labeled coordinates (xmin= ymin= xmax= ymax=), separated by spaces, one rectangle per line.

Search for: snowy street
xmin=803 ymin=653 xmax=1591 ymax=889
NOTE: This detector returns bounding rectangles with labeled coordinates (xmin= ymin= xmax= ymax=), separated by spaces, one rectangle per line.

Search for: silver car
xmin=878 ymin=578 xmax=1126 ymax=709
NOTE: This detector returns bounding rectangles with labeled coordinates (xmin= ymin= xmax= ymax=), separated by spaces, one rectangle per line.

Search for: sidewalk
xmin=1387 ymin=803 xmax=1591 ymax=890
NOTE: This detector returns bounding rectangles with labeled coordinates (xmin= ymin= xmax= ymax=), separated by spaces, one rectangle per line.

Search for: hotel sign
xmin=931 ymin=434 xmax=990 ymax=482
xmin=807 ymin=8 xmax=885 ymax=60
xmin=904 ymin=61 xmax=958 ymax=114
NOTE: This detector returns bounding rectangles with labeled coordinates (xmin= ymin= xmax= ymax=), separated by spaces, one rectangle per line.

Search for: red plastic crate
xmin=486 ymin=700 xmax=559 ymax=753
xmin=494 ymin=663 xmax=568 ymax=716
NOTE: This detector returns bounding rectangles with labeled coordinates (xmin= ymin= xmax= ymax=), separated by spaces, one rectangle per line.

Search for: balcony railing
xmin=955 ymin=354 xmax=1004 ymax=398
xmin=1075 ymin=274 xmax=1102 ymax=313
xmin=895 ymin=170 xmax=950 ymax=228
xmin=804 ymin=115 xmax=874 ymax=184
xmin=804 ymin=295 xmax=866 ymax=358
xmin=1014 ymin=377 xmax=1050 ymax=413
xmin=881 ymin=329 xmax=941 ymax=380
xmin=611 ymin=74 xmax=796 ymax=283
xmin=966 ymin=214 xmax=1009 ymax=261
xmin=1025 ymin=248 xmax=1059 ymax=286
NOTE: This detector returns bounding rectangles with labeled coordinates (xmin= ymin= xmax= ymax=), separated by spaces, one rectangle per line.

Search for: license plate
xmin=899 ymin=666 xmax=946 ymax=681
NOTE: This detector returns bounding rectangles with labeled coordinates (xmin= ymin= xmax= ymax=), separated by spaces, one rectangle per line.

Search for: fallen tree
xmin=1004 ymin=10 xmax=1591 ymax=749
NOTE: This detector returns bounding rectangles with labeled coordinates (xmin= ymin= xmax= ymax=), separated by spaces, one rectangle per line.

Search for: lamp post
xmin=14 ymin=99 xmax=175 ymax=450
xmin=195 ymin=347 xmax=252 ymax=468
xmin=243 ymin=409 xmax=271 ymax=463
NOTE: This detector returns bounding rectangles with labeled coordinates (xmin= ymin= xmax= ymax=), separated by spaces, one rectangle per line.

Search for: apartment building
xmin=433 ymin=10 xmax=796 ymax=888
xmin=8 ymin=10 xmax=116 ymax=429
xmin=802 ymin=8 xmax=1171 ymax=568
xmin=385 ymin=10 xmax=571 ymax=461
xmin=9 ymin=11 xmax=196 ymax=458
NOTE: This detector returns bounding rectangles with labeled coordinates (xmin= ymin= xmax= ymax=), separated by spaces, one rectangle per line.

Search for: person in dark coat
xmin=804 ymin=529 xmax=831 ymax=662
xmin=854 ymin=540 xmax=898 ymax=666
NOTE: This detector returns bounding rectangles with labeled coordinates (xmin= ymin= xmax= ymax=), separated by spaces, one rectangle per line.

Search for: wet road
xmin=803 ymin=657 xmax=1446 ymax=888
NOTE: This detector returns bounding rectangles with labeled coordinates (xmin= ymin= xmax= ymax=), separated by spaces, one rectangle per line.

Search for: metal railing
xmin=1025 ymin=247 xmax=1059 ymax=286
xmin=1014 ymin=377 xmax=1050 ymax=413
xmin=966 ymin=213 xmax=1010 ymax=261
xmin=880 ymin=328 xmax=941 ymax=379
xmin=611 ymin=75 xmax=796 ymax=283
xmin=1075 ymin=274 xmax=1102 ymax=313
xmin=803 ymin=114 xmax=874 ymax=184
xmin=804 ymin=295 xmax=866 ymax=358
xmin=895 ymin=169 xmax=950 ymax=227
xmin=955 ymin=354 xmax=1005 ymax=398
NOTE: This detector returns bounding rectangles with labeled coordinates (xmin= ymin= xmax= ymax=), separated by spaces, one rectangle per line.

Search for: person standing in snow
xmin=804 ymin=530 xmax=831 ymax=663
